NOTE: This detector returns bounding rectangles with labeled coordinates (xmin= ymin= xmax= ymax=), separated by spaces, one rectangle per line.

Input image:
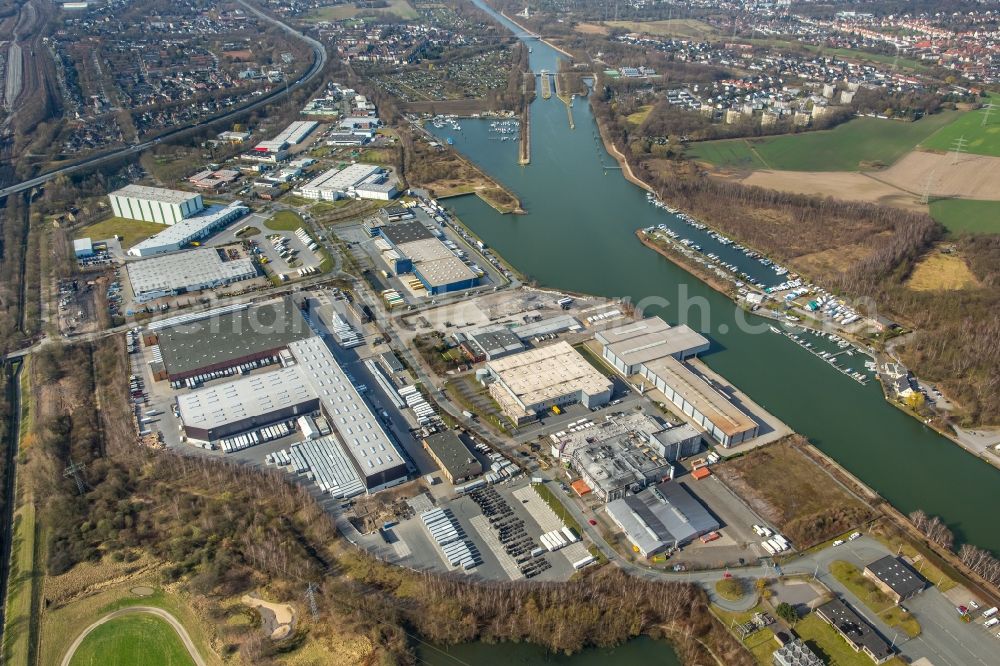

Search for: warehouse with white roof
xmin=298 ymin=163 xmax=396 ymax=201
xmin=288 ymin=336 xmax=409 ymax=490
xmin=127 ymin=201 xmax=249 ymax=257
xmin=126 ymin=248 xmax=257 ymax=302
xmin=109 ymin=184 xmax=204 ymax=225
xmin=486 ymin=341 xmax=614 ymax=425
xmin=598 ymin=318 xmax=758 ymax=447
xmin=177 ymin=366 xmax=319 ymax=441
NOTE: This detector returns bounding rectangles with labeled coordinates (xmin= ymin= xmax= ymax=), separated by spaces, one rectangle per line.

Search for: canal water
xmin=429 ymin=0 xmax=1000 ymax=555
xmin=417 ymin=636 xmax=682 ymax=666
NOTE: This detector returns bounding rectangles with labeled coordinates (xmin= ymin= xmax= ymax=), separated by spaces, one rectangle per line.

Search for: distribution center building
xmin=378 ymin=222 xmax=479 ymax=295
xmin=127 ymin=201 xmax=249 ymax=257
xmin=109 ymin=184 xmax=204 ymax=225
xmin=298 ymin=163 xmax=395 ymax=201
xmin=149 ymin=298 xmax=312 ymax=381
xmin=176 ymin=334 xmax=409 ymax=492
xmin=597 ymin=318 xmax=758 ymax=447
xmin=286 ymin=336 xmax=409 ymax=491
xmin=177 ymin=366 xmax=319 ymax=441
xmin=127 ymin=248 xmax=257 ymax=303
xmin=485 ymin=341 xmax=613 ymax=425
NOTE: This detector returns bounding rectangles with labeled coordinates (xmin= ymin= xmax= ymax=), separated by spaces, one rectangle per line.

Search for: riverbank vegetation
xmin=907 ymin=510 xmax=1000 ymax=587
xmin=24 ymin=337 xmax=756 ymax=665
xmin=713 ymin=437 xmax=876 ymax=549
xmin=592 ymin=86 xmax=1000 ymax=427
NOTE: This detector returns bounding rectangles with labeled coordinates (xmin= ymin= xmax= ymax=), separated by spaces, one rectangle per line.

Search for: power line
xmin=63 ymin=459 xmax=87 ymax=495
xmin=950 ymin=135 xmax=968 ymax=165
xmin=981 ymin=102 xmax=997 ymax=127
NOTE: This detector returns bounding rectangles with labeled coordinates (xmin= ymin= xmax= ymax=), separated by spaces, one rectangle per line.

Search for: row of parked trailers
xmin=170 ymin=355 xmax=280 ymax=390
xmin=295 ymin=227 xmax=320 ymax=253
xmin=399 ymin=385 xmax=442 ymax=429
xmin=220 ymin=421 xmax=295 ymax=453
xmin=539 ymin=527 xmax=579 ymax=553
xmin=760 ymin=534 xmax=791 ymax=555
xmin=420 ymin=508 xmax=480 ymax=570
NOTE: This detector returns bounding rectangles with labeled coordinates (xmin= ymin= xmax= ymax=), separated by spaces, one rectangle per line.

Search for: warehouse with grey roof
xmin=150 ymin=298 xmax=311 ymax=381
xmin=605 ymin=481 xmax=720 ymax=557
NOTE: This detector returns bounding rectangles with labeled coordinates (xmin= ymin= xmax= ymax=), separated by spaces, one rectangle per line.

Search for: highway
xmin=0 ymin=0 xmax=327 ymax=200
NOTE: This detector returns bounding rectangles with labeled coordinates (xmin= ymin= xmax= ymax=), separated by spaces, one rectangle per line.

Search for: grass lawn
xmin=929 ymin=199 xmax=1000 ymax=235
xmin=920 ymin=95 xmax=1000 ymax=157
xmin=868 ymin=524 xmax=958 ymax=593
xmin=625 ymin=104 xmax=654 ymax=127
xmin=264 ymin=210 xmax=305 ymax=231
xmin=68 ymin=614 xmax=194 ymax=666
xmin=280 ymin=194 xmax=312 ymax=207
xmin=710 ymin=604 xmax=775 ymax=665
xmin=688 ymin=112 xmax=958 ymax=171
xmin=829 ymin=561 xmax=921 ymax=637
xmin=794 ymin=614 xmax=907 ymax=666
xmin=78 ymin=217 xmax=166 ymax=249
xmin=715 ymin=577 xmax=746 ymax=602
xmin=532 ymin=482 xmax=582 ymax=534
xmin=2 ymin=503 xmax=38 ymax=665
xmin=41 ymin=587 xmax=216 ymax=666
xmin=303 ymin=0 xmax=417 ymax=21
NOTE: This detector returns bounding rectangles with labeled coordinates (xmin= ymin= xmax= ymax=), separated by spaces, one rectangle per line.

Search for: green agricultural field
xmin=303 ymin=0 xmax=417 ymax=21
xmin=688 ymin=112 xmax=958 ymax=171
xmin=264 ymin=210 xmax=306 ymax=231
xmin=78 ymin=217 xmax=166 ymax=249
xmin=920 ymin=96 xmax=1000 ymax=157
xmin=68 ymin=614 xmax=194 ymax=666
xmin=930 ymin=199 xmax=1000 ymax=235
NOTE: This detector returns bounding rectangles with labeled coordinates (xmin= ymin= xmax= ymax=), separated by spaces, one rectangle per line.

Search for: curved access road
xmin=0 ymin=0 xmax=326 ymax=200
xmin=59 ymin=606 xmax=207 ymax=666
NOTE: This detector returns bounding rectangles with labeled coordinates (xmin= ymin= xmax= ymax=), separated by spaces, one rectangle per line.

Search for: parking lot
xmin=209 ymin=212 xmax=323 ymax=280
xmin=378 ymin=479 xmax=586 ymax=582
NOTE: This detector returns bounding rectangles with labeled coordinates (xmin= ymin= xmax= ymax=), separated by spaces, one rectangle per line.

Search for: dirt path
xmin=59 ymin=606 xmax=207 ymax=666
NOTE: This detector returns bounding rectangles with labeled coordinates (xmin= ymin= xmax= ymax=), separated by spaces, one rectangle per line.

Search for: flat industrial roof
xmin=110 ymin=184 xmax=201 ymax=205
xmin=177 ymin=366 xmax=316 ymax=432
xmin=381 ymin=221 xmax=434 ymax=246
xmin=423 ymin=431 xmax=481 ymax=480
xmin=643 ymin=356 xmax=757 ymax=438
xmin=468 ymin=328 xmax=524 ymax=357
xmin=301 ymin=163 xmax=381 ymax=193
xmin=288 ymin=337 xmax=406 ymax=481
xmin=606 ymin=481 xmax=719 ymax=555
xmin=156 ymin=298 xmax=311 ymax=376
xmin=399 ymin=238 xmax=478 ymax=287
xmin=865 ymin=556 xmax=925 ymax=598
xmin=129 ymin=202 xmax=247 ymax=254
xmin=126 ymin=248 xmax=256 ymax=297
xmin=487 ymin=341 xmax=613 ymax=407
xmin=601 ymin=320 xmax=709 ymax=367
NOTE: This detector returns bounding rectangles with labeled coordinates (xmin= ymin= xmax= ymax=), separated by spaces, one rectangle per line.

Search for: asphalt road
xmin=59 ymin=606 xmax=207 ymax=666
xmin=0 ymin=0 xmax=327 ymax=200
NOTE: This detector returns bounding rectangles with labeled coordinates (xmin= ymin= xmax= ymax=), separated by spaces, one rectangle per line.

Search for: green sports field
xmin=929 ymin=199 xmax=1000 ymax=235
xmin=919 ymin=95 xmax=1000 ymax=157
xmin=688 ymin=112 xmax=958 ymax=171
xmin=68 ymin=614 xmax=194 ymax=666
